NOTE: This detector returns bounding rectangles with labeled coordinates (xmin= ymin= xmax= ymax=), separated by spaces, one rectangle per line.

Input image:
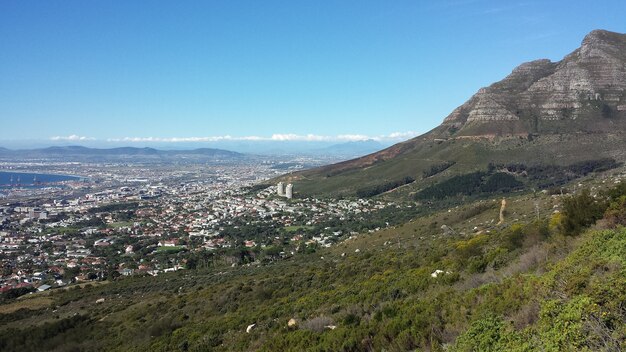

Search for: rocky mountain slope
xmin=283 ymin=30 xmax=626 ymax=197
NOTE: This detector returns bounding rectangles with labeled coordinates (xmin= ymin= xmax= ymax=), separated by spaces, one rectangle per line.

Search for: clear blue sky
xmin=1 ymin=0 xmax=625 ymax=145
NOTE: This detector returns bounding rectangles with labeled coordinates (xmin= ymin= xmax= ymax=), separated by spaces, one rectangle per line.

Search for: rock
xmin=441 ymin=29 xmax=626 ymax=134
xmin=497 ymin=198 xmax=507 ymax=225
xmin=441 ymin=225 xmax=456 ymax=236
xmin=431 ymin=269 xmax=452 ymax=278
xmin=431 ymin=269 xmax=444 ymax=278
xmin=288 ymin=318 xmax=297 ymax=328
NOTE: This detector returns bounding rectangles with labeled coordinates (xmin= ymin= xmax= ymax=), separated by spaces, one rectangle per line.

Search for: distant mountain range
xmin=140 ymin=140 xmax=389 ymax=157
xmin=314 ymin=139 xmax=385 ymax=157
xmin=0 ymin=146 xmax=243 ymax=161
xmin=281 ymin=30 xmax=626 ymax=198
xmin=0 ymin=140 xmax=389 ymax=162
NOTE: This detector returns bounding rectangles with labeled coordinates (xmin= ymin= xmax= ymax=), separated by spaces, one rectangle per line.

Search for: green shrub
xmin=560 ymin=189 xmax=606 ymax=235
xmin=452 ymin=315 xmax=520 ymax=352
xmin=480 ymin=173 xmax=523 ymax=193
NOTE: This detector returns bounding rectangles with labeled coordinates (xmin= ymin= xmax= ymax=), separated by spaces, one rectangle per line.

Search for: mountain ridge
xmin=0 ymin=145 xmax=243 ymax=160
xmin=282 ymin=29 xmax=626 ymax=197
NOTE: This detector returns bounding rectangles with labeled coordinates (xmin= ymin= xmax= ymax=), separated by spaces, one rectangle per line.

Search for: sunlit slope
xmin=281 ymin=30 xmax=626 ymax=198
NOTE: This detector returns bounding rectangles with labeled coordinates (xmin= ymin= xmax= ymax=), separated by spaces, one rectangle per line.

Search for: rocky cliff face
xmin=441 ymin=30 xmax=626 ymax=137
xmin=282 ymin=30 xmax=626 ymax=197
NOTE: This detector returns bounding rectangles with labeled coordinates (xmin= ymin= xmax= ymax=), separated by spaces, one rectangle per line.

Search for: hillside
xmin=1 ymin=173 xmax=625 ymax=351
xmin=282 ymin=30 xmax=626 ymax=198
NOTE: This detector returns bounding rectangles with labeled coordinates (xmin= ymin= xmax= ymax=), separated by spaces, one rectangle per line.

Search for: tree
xmin=560 ymin=189 xmax=606 ymax=235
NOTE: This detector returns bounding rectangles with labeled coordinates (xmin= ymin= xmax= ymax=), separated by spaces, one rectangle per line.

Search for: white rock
xmin=431 ymin=269 xmax=445 ymax=278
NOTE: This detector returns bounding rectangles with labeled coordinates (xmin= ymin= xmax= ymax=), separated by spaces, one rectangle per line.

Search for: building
xmin=37 ymin=284 xmax=51 ymax=292
xmin=277 ymin=182 xmax=285 ymax=196
xmin=285 ymin=184 xmax=293 ymax=199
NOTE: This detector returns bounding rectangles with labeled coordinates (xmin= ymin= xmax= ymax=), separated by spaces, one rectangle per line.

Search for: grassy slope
xmin=287 ymin=133 xmax=626 ymax=199
xmin=2 ymin=174 xmax=625 ymax=351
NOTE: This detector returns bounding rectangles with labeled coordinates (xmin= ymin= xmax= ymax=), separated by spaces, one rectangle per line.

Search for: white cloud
xmin=336 ymin=134 xmax=371 ymax=141
xmin=54 ymin=131 xmax=422 ymax=143
xmin=270 ymin=134 xmax=332 ymax=141
xmin=50 ymin=135 xmax=96 ymax=141
xmin=382 ymin=131 xmax=420 ymax=140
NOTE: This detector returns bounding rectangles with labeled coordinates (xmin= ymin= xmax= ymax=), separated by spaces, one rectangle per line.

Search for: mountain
xmin=282 ymin=30 xmax=626 ymax=198
xmin=0 ymin=146 xmax=242 ymax=161
xmin=38 ymin=146 xmax=160 ymax=155
xmin=184 ymin=140 xmax=388 ymax=156
xmin=315 ymin=139 xmax=386 ymax=157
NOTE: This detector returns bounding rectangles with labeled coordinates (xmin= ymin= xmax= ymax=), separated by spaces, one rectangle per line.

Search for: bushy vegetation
xmin=496 ymin=158 xmax=621 ymax=189
xmin=242 ymin=183 xmax=272 ymax=195
xmin=0 ymin=286 xmax=35 ymax=303
xmin=423 ymin=161 xmax=456 ymax=178
xmin=603 ymin=181 xmax=626 ymax=228
xmin=355 ymin=176 xmax=415 ymax=198
xmin=554 ymin=181 xmax=626 ymax=236
xmin=417 ymin=171 xmax=486 ymax=200
xmin=87 ymin=202 xmax=139 ymax=214
xmin=560 ymin=188 xmax=606 ymax=235
xmin=0 ymin=315 xmax=94 ymax=351
xmin=2 ymin=182 xmax=625 ymax=351
xmin=479 ymin=172 xmax=523 ymax=193
xmin=417 ymin=158 xmax=620 ymax=201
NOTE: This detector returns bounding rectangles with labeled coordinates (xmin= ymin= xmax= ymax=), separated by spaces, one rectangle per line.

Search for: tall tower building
xmin=285 ymin=184 xmax=293 ymax=199
xmin=277 ymin=182 xmax=285 ymax=196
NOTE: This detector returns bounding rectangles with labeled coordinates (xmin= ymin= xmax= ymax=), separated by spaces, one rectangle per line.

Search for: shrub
xmin=480 ymin=173 xmax=523 ymax=193
xmin=560 ymin=189 xmax=606 ymax=235
xmin=423 ymin=161 xmax=456 ymax=178
xmin=300 ymin=316 xmax=334 ymax=333
xmin=356 ymin=176 xmax=415 ymax=198
xmin=604 ymin=196 xmax=626 ymax=227
xmin=0 ymin=286 xmax=35 ymax=302
xmin=417 ymin=171 xmax=485 ymax=200
xmin=452 ymin=315 xmax=518 ymax=352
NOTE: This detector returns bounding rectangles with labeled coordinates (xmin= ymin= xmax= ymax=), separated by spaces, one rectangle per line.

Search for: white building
xmin=277 ymin=182 xmax=285 ymax=196
xmin=285 ymin=184 xmax=293 ymax=199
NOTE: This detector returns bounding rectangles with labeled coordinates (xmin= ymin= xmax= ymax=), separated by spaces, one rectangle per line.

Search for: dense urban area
xmin=0 ymin=158 xmax=406 ymax=295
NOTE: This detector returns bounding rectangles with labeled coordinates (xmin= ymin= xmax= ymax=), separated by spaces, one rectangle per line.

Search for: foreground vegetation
xmin=1 ymin=179 xmax=625 ymax=351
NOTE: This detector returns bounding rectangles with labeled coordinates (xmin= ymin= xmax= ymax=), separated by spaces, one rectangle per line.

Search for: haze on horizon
xmin=1 ymin=0 xmax=625 ymax=148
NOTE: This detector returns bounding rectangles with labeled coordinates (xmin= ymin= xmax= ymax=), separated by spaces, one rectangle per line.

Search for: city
xmin=0 ymin=158 xmax=402 ymax=295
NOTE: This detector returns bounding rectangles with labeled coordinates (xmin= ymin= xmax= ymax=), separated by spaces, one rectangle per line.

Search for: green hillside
xmin=2 ymin=175 xmax=625 ymax=351
xmin=286 ymin=134 xmax=625 ymax=199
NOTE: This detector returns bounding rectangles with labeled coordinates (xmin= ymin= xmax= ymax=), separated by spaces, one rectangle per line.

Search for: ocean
xmin=0 ymin=171 xmax=81 ymax=189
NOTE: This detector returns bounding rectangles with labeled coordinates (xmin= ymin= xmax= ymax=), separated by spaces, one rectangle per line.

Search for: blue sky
xmin=1 ymin=0 xmax=625 ymax=146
